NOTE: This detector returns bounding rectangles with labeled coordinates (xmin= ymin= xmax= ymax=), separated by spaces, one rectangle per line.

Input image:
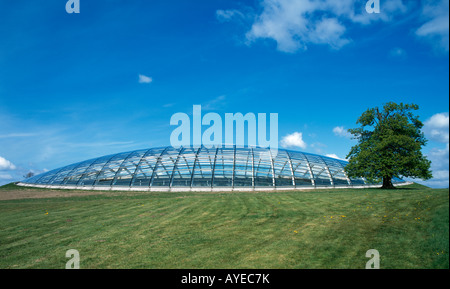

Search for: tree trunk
xmin=381 ymin=176 xmax=395 ymax=189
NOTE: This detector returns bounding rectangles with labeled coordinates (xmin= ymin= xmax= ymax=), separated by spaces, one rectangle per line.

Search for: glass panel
xmin=94 ymin=152 xmax=133 ymax=186
xmin=212 ymin=147 xmax=234 ymax=187
xmin=273 ymin=150 xmax=294 ymax=187
xmin=323 ymin=157 xmax=349 ymax=186
xmin=192 ymin=147 xmax=215 ymax=187
xmin=77 ymin=154 xmax=117 ymax=186
xmin=253 ymin=147 xmax=273 ymax=187
xmin=32 ymin=169 xmax=58 ymax=184
xmin=233 ymin=148 xmax=253 ymax=187
xmin=49 ymin=161 xmax=84 ymax=185
xmin=171 ymin=147 xmax=196 ymax=187
xmin=392 ymin=177 xmax=404 ymax=184
xmin=289 ymin=151 xmax=313 ymax=187
xmin=22 ymin=172 xmax=47 ymax=184
xmin=131 ymin=148 xmax=165 ymax=187
xmin=21 ymin=147 xmax=379 ymax=189
xmin=63 ymin=159 xmax=97 ymax=185
xmin=151 ymin=147 xmax=178 ymax=187
xmin=111 ymin=149 xmax=148 ymax=187
xmin=305 ymin=154 xmax=333 ymax=187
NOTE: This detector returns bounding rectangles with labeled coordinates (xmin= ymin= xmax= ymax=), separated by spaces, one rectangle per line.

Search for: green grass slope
xmin=0 ymin=183 xmax=448 ymax=269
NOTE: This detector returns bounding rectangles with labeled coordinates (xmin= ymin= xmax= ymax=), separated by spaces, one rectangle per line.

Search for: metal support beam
xmin=303 ymin=153 xmax=316 ymax=187
xmin=211 ymin=147 xmax=219 ymax=187
xmin=77 ymin=155 xmax=115 ymax=186
xmin=232 ymin=145 xmax=236 ymax=188
xmin=285 ymin=151 xmax=296 ymax=187
xmin=62 ymin=160 xmax=94 ymax=185
xmin=91 ymin=154 xmax=122 ymax=186
xmin=44 ymin=166 xmax=66 ymax=185
xmin=336 ymin=161 xmax=352 ymax=186
xmin=190 ymin=147 xmax=202 ymax=188
xmin=268 ymin=149 xmax=276 ymax=188
xmin=251 ymin=148 xmax=255 ymax=188
xmin=149 ymin=147 xmax=170 ymax=187
xmin=320 ymin=157 xmax=334 ymax=186
xmin=169 ymin=147 xmax=185 ymax=188
xmin=129 ymin=148 xmax=154 ymax=187
xmin=110 ymin=151 xmax=137 ymax=186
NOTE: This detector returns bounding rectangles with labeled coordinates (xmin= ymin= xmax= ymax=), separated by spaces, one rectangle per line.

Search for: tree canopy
xmin=345 ymin=102 xmax=432 ymax=189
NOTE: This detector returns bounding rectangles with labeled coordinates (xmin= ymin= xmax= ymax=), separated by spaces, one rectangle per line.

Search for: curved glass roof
xmin=20 ymin=146 xmax=404 ymax=191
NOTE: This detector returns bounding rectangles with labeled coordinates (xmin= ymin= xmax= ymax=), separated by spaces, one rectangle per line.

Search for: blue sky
xmin=0 ymin=0 xmax=448 ymax=187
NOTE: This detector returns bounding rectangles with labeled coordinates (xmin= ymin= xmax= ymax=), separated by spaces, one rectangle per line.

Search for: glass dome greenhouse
xmin=19 ymin=146 xmax=405 ymax=191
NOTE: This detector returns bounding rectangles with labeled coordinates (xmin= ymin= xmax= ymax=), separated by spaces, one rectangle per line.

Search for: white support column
xmin=232 ymin=145 xmax=236 ymax=188
xmin=285 ymin=151 xmax=296 ymax=187
xmin=337 ymin=161 xmax=352 ymax=186
xmin=189 ymin=147 xmax=202 ymax=188
xmin=268 ymin=149 xmax=276 ymax=188
xmin=303 ymin=153 xmax=316 ymax=187
xmin=320 ymin=157 xmax=334 ymax=187
xmin=251 ymin=148 xmax=255 ymax=188
xmin=211 ymin=147 xmax=219 ymax=188
xmin=169 ymin=147 xmax=185 ymax=188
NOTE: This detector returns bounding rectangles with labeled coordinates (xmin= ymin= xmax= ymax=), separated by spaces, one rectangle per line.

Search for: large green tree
xmin=345 ymin=102 xmax=432 ymax=189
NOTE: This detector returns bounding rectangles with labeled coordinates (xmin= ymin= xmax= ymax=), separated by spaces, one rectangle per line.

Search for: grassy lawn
xmin=0 ymin=183 xmax=448 ymax=269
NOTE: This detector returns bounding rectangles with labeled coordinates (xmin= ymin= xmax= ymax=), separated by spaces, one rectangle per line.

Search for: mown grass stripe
xmin=0 ymin=183 xmax=448 ymax=268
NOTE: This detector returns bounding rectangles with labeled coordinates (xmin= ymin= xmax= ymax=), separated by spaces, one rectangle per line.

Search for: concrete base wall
xmin=16 ymin=181 xmax=414 ymax=192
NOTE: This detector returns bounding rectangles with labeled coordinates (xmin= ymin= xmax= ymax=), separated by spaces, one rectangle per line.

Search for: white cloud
xmin=428 ymin=143 xmax=449 ymax=169
xmin=245 ymin=0 xmax=349 ymax=52
xmin=333 ymin=126 xmax=352 ymax=138
xmin=216 ymin=0 xmax=449 ymax=55
xmin=280 ymin=132 xmax=307 ymax=149
xmin=325 ymin=153 xmax=347 ymax=161
xmin=216 ymin=9 xmax=245 ymax=22
xmin=0 ymin=133 xmax=39 ymax=139
xmin=0 ymin=156 xmax=16 ymax=171
xmin=423 ymin=112 xmax=449 ymax=143
xmin=239 ymin=0 xmax=408 ymax=53
xmin=138 ymin=74 xmax=153 ymax=84
xmin=421 ymin=143 xmax=450 ymax=188
xmin=378 ymin=0 xmax=408 ymax=19
xmin=416 ymin=0 xmax=449 ymax=52
xmin=308 ymin=17 xmax=350 ymax=49
xmin=421 ymin=112 xmax=449 ymax=188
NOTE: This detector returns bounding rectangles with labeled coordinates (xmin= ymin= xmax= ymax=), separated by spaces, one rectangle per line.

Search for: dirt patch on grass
xmin=0 ymin=187 xmax=124 ymax=201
